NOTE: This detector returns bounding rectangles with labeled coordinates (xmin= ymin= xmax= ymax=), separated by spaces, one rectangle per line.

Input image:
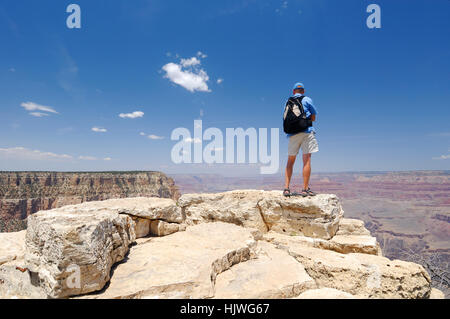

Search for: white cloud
xmin=0 ymin=146 xmax=113 ymax=163
xmin=180 ymin=57 xmax=201 ymax=67
xmin=29 ymin=112 xmax=50 ymax=118
xmin=433 ymin=154 xmax=450 ymax=160
xmin=20 ymin=102 xmax=58 ymax=117
xmin=119 ymin=111 xmax=144 ymax=119
xmin=217 ymin=78 xmax=224 ymax=84
xmin=0 ymin=147 xmax=73 ymax=161
xmin=197 ymin=51 xmax=207 ymax=58
xmin=148 ymin=134 xmax=164 ymax=140
xmin=79 ymin=155 xmax=97 ymax=161
xmin=92 ymin=127 xmax=107 ymax=133
xmin=139 ymin=132 xmax=146 ymax=136
xmin=162 ymin=54 xmax=211 ymax=93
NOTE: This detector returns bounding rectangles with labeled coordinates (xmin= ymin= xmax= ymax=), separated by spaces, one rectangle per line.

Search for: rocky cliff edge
xmin=0 ymin=190 xmax=445 ymax=299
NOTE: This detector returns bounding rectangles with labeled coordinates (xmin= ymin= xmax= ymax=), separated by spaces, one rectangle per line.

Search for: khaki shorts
xmin=288 ymin=132 xmax=319 ymax=156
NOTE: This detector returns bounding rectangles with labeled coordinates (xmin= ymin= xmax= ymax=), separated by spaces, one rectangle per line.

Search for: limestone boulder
xmin=57 ymin=197 xmax=183 ymax=224
xmin=257 ymin=192 xmax=344 ymax=239
xmin=25 ymin=207 xmax=136 ymax=298
xmin=0 ymin=231 xmax=26 ymax=266
xmin=178 ymin=190 xmax=267 ymax=232
xmin=214 ymin=241 xmax=316 ymax=299
xmin=132 ymin=217 xmax=151 ymax=238
xmin=336 ymin=218 xmax=371 ymax=236
xmin=149 ymin=220 xmax=186 ymax=237
xmin=287 ymin=245 xmax=431 ymax=299
xmin=178 ymin=190 xmax=343 ymax=239
xmin=77 ymin=222 xmax=258 ymax=299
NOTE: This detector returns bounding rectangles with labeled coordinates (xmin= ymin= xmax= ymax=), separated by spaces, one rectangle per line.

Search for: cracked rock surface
xmin=77 ymin=222 xmax=257 ymax=299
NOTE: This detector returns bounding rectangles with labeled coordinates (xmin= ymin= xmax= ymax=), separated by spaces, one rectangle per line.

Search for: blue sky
xmin=0 ymin=0 xmax=449 ymax=175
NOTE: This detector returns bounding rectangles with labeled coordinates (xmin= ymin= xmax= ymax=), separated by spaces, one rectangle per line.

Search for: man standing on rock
xmin=283 ymin=82 xmax=319 ymax=197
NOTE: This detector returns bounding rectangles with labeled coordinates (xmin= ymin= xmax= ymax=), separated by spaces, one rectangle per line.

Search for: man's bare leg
xmin=302 ymin=153 xmax=312 ymax=190
xmin=284 ymin=156 xmax=296 ymax=190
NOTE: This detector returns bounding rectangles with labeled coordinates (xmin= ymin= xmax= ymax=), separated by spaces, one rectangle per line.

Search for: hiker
xmin=283 ymin=82 xmax=319 ymax=197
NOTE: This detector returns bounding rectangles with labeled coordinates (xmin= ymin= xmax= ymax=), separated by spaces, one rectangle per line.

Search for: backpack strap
xmin=287 ymin=96 xmax=306 ymax=116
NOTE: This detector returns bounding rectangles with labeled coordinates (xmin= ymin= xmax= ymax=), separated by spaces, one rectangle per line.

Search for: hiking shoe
xmin=283 ymin=188 xmax=291 ymax=197
xmin=303 ymin=187 xmax=316 ymax=197
xmin=298 ymin=189 xmax=309 ymax=197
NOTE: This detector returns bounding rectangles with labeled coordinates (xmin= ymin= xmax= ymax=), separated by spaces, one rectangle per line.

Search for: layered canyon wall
xmin=0 ymin=171 xmax=179 ymax=232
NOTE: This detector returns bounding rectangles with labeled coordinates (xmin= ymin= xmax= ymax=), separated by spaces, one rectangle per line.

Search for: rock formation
xmin=0 ymin=171 xmax=180 ymax=232
xmin=179 ymin=190 xmax=343 ymax=239
xmin=0 ymin=190 xmax=444 ymax=299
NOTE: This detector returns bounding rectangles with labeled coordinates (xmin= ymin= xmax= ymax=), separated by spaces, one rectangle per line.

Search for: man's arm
xmin=311 ymin=114 xmax=316 ymax=122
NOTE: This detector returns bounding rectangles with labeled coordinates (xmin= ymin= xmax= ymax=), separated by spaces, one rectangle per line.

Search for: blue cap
xmin=293 ymin=82 xmax=304 ymax=90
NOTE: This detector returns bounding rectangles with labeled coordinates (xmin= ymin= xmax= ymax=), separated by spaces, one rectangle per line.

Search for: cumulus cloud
xmin=119 ymin=111 xmax=144 ymax=119
xmin=20 ymin=102 xmax=58 ymax=117
xmin=0 ymin=147 xmax=72 ymax=161
xmin=180 ymin=57 xmax=201 ymax=67
xmin=92 ymin=127 xmax=107 ymax=133
xmin=217 ymin=78 xmax=224 ymax=84
xmin=162 ymin=54 xmax=211 ymax=93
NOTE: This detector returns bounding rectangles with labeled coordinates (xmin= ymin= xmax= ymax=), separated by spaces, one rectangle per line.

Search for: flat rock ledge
xmin=0 ymin=190 xmax=442 ymax=299
xmin=264 ymin=230 xmax=381 ymax=256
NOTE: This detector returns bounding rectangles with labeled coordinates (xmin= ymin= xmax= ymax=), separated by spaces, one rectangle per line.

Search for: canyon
xmin=0 ymin=170 xmax=447 ymax=298
xmin=171 ymin=170 xmax=450 ymax=297
xmin=0 ymin=171 xmax=179 ymax=232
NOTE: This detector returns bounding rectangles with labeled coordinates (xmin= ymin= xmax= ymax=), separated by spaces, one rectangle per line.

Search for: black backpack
xmin=283 ymin=96 xmax=313 ymax=134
